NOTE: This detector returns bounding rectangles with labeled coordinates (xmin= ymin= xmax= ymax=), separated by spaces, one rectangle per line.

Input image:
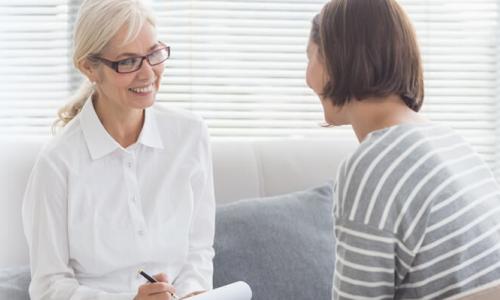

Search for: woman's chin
xmin=323 ymin=114 xmax=345 ymax=127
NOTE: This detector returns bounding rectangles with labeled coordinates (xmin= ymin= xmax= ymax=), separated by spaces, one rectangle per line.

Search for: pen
xmin=138 ymin=269 xmax=180 ymax=299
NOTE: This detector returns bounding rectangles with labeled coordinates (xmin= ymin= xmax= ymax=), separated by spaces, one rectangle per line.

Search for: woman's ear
xmin=78 ymin=58 xmax=99 ymax=83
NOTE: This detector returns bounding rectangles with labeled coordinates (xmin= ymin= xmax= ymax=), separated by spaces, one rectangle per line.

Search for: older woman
xmin=22 ymin=1 xmax=214 ymax=299
xmin=307 ymin=0 xmax=500 ymax=299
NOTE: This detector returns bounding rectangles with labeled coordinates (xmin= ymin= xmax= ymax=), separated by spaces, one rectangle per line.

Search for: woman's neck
xmin=92 ymin=96 xmax=144 ymax=148
xmin=347 ymin=95 xmax=428 ymax=142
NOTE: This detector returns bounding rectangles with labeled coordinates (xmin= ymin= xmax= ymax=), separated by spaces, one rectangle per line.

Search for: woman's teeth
xmin=129 ymin=84 xmax=154 ymax=93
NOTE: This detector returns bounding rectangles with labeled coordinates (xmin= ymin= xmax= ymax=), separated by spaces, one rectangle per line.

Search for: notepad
xmin=188 ymin=281 xmax=252 ymax=300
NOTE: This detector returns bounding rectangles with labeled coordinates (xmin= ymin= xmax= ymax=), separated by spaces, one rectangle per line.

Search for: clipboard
xmin=189 ymin=281 xmax=252 ymax=300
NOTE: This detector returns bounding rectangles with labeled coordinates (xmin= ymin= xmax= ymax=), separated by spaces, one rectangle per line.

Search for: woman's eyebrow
xmin=115 ymin=43 xmax=160 ymax=59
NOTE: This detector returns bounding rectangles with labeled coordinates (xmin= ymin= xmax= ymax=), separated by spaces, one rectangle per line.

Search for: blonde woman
xmin=307 ymin=0 xmax=500 ymax=299
xmin=22 ymin=0 xmax=214 ymax=299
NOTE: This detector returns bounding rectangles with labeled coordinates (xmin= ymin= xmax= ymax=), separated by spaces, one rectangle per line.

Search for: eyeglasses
xmin=93 ymin=42 xmax=170 ymax=74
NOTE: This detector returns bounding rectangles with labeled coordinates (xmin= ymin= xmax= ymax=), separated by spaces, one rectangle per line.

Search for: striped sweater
xmin=333 ymin=123 xmax=500 ymax=299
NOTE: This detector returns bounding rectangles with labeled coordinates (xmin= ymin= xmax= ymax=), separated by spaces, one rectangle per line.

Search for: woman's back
xmin=334 ymin=123 xmax=500 ymax=299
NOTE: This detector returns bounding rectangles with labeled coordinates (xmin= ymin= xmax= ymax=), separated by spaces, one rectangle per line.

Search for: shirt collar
xmin=137 ymin=106 xmax=164 ymax=150
xmin=79 ymin=98 xmax=164 ymax=160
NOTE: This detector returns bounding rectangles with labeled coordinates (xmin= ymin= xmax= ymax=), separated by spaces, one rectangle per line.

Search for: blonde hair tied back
xmin=53 ymin=0 xmax=156 ymax=132
xmin=53 ymin=80 xmax=94 ymax=131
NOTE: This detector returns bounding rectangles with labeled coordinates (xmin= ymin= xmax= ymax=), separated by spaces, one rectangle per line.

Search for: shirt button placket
xmin=126 ymin=151 xmax=146 ymax=238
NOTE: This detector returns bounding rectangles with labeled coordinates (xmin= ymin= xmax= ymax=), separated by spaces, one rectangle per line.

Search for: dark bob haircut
xmin=310 ymin=0 xmax=424 ymax=112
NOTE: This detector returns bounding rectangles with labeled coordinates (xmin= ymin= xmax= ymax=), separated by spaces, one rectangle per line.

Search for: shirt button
xmin=137 ymin=230 xmax=145 ymax=236
xmin=127 ymin=162 xmax=132 ymax=168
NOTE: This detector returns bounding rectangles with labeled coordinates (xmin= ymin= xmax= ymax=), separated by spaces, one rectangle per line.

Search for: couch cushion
xmin=213 ymin=183 xmax=335 ymax=299
xmin=211 ymin=139 xmax=356 ymax=204
xmin=0 ymin=136 xmax=46 ymax=268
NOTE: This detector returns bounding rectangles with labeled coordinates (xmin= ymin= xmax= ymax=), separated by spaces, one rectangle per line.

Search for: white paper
xmin=188 ymin=281 xmax=252 ymax=300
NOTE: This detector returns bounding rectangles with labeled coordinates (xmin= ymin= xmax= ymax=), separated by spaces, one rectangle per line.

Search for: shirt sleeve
xmin=333 ymin=218 xmax=403 ymax=300
xmin=173 ymin=121 xmax=216 ymax=297
xmin=22 ymin=154 xmax=136 ymax=300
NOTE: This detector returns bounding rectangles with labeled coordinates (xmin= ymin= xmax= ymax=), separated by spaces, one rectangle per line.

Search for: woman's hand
xmin=180 ymin=290 xmax=206 ymax=299
xmin=134 ymin=273 xmax=177 ymax=300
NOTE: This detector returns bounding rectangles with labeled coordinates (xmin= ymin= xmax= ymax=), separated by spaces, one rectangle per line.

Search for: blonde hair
xmin=54 ymin=0 xmax=156 ymax=130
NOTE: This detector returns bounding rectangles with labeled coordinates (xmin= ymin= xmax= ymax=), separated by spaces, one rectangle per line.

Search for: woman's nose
xmin=136 ymin=58 xmax=155 ymax=78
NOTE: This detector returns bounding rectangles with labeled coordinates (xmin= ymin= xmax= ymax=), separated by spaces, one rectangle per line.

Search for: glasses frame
xmin=93 ymin=42 xmax=170 ymax=74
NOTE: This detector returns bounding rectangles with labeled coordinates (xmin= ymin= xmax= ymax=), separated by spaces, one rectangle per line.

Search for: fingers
xmin=138 ymin=282 xmax=176 ymax=296
xmin=180 ymin=290 xmax=206 ymax=299
xmin=153 ymin=272 xmax=169 ymax=283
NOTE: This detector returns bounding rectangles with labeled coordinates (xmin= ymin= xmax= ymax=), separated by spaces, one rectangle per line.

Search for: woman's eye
xmin=151 ymin=50 xmax=162 ymax=59
xmin=118 ymin=58 xmax=138 ymax=66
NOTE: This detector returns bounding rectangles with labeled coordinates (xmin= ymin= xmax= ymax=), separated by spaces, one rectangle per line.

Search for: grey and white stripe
xmin=333 ymin=123 xmax=500 ymax=300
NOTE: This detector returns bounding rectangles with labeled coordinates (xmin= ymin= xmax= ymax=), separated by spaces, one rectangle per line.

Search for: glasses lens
xmin=148 ymin=48 xmax=169 ymax=65
xmin=117 ymin=57 xmax=142 ymax=73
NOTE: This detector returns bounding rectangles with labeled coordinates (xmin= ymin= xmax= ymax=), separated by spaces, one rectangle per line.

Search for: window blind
xmin=0 ymin=0 xmax=498 ymax=172
xmin=0 ymin=0 xmax=71 ymax=135
xmin=153 ymin=0 xmax=499 ymax=169
xmin=496 ymin=1 xmax=500 ymax=178
xmin=153 ymin=1 xmax=341 ymax=139
xmin=399 ymin=0 xmax=499 ymax=168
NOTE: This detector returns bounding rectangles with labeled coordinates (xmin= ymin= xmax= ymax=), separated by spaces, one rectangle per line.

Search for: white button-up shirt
xmin=22 ymin=99 xmax=215 ymax=300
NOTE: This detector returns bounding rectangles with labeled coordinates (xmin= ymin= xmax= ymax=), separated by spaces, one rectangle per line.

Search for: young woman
xmin=22 ymin=1 xmax=214 ymax=299
xmin=307 ymin=0 xmax=500 ymax=299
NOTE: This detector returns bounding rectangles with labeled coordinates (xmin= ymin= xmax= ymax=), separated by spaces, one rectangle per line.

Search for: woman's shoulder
xmin=39 ymin=118 xmax=86 ymax=164
xmin=362 ymin=122 xmax=451 ymax=145
xmin=355 ymin=122 xmax=457 ymax=157
xmin=152 ymin=104 xmax=205 ymax=128
xmin=336 ymin=121 xmax=478 ymax=229
xmin=150 ymin=105 xmax=209 ymax=144
xmin=343 ymin=122 xmax=466 ymax=178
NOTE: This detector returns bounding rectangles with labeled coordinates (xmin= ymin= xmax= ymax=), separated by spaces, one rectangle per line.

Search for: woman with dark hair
xmin=307 ymin=0 xmax=500 ymax=299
